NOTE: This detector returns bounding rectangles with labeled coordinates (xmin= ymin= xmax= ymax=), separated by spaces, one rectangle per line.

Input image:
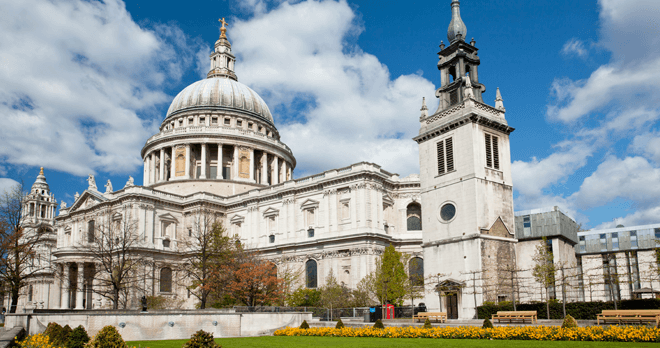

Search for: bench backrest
xmin=496 ymin=311 xmax=537 ymax=315
xmin=601 ymin=310 xmax=660 ymax=316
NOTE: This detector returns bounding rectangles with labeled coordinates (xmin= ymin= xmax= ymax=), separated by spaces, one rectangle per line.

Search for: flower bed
xmin=274 ymin=325 xmax=660 ymax=342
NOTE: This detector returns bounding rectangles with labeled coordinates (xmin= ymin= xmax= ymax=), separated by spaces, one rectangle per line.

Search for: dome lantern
xmin=207 ymin=17 xmax=237 ymax=80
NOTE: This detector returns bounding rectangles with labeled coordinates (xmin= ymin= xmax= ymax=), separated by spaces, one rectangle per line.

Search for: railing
xmin=144 ymin=125 xmax=292 ymax=153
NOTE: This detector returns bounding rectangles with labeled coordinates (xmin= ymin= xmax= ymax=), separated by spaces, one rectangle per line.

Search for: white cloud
xmin=631 ymin=132 xmax=660 ymax=165
xmin=572 ymin=156 xmax=660 ymax=209
xmin=596 ymin=205 xmax=660 ymax=229
xmin=561 ymin=38 xmax=588 ymax=58
xmin=230 ymin=0 xmax=435 ymax=176
xmin=0 ymin=0 xmax=202 ymax=176
xmin=0 ymin=178 xmax=20 ymax=195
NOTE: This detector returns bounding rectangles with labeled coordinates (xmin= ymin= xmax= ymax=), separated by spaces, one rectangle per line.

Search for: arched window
xmin=409 ymin=257 xmax=424 ymax=286
xmin=306 ymin=260 xmax=317 ymax=288
xmin=87 ymin=220 xmax=95 ymax=243
xmin=407 ymin=203 xmax=422 ymax=231
xmin=160 ymin=267 xmax=172 ymax=293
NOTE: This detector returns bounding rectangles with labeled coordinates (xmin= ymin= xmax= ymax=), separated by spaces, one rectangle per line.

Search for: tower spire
xmin=447 ymin=0 xmax=467 ymax=43
xmin=208 ymin=17 xmax=238 ymax=80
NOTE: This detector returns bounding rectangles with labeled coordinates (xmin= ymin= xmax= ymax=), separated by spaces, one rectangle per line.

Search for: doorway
xmin=446 ymin=293 xmax=458 ymax=319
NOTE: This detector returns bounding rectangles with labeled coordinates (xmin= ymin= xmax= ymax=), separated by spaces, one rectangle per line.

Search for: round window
xmin=440 ymin=203 xmax=456 ymax=222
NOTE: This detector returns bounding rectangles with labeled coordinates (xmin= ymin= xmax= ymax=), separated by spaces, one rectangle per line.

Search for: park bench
xmin=413 ymin=312 xmax=447 ymax=323
xmin=491 ymin=311 xmax=537 ymax=324
xmin=597 ymin=310 xmax=660 ymax=326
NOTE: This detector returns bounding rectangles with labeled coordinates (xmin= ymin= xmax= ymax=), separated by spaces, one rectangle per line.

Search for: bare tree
xmin=532 ymin=237 xmax=556 ymax=319
xmin=0 ymin=182 xmax=50 ymax=313
xmin=75 ymin=207 xmax=143 ymax=309
xmin=275 ymin=257 xmax=304 ymax=306
xmin=461 ymin=269 xmax=484 ymax=318
xmin=178 ymin=207 xmax=234 ymax=309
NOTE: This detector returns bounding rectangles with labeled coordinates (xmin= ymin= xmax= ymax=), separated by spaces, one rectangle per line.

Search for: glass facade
xmin=523 ymin=215 xmax=531 ymax=237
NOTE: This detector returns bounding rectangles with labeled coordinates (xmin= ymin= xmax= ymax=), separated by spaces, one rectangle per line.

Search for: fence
xmin=233 ymin=306 xmax=419 ymax=320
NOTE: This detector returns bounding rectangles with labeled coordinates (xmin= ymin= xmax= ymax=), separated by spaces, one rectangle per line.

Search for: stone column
xmin=261 ymin=153 xmax=268 ymax=184
xmin=217 ymin=144 xmax=224 ymax=179
xmin=184 ymin=144 xmax=191 ymax=179
xmin=271 ymin=156 xmax=279 ymax=185
xmin=170 ymin=146 xmax=176 ymax=181
xmin=280 ymin=160 xmax=286 ymax=182
xmin=60 ymin=263 xmax=70 ymax=309
xmin=249 ymin=148 xmax=255 ymax=182
xmin=150 ymin=152 xmax=156 ymax=184
xmin=143 ymin=157 xmax=149 ymax=186
xmin=233 ymin=146 xmax=239 ymax=180
xmin=287 ymin=164 xmax=292 ymax=181
xmin=159 ymin=148 xmax=165 ymax=182
xmin=75 ymin=263 xmax=84 ymax=310
xmin=200 ymin=143 xmax=207 ymax=179
xmin=91 ymin=265 xmax=99 ymax=309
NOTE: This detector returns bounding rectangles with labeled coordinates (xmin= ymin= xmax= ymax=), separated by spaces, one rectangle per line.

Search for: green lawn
xmin=127 ymin=336 xmax=660 ymax=348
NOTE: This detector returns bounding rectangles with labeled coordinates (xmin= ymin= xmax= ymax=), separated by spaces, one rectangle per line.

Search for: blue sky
xmin=1 ymin=0 xmax=659 ymax=230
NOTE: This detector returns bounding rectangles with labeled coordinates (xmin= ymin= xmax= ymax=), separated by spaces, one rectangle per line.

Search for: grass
xmin=127 ymin=336 xmax=660 ymax=348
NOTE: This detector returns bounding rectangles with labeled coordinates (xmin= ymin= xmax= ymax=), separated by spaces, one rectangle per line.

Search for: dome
xmin=166 ymin=77 xmax=274 ymax=125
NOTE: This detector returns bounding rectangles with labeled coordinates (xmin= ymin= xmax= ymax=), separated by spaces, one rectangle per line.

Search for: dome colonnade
xmin=141 ymin=18 xmax=295 ymax=191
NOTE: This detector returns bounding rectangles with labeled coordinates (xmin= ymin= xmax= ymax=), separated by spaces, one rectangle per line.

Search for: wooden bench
xmin=413 ymin=312 xmax=447 ymax=323
xmin=491 ymin=311 xmax=537 ymax=324
xmin=597 ymin=310 xmax=660 ymax=326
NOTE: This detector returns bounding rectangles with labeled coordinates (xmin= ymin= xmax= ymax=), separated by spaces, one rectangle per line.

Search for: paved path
xmin=0 ymin=327 xmax=25 ymax=348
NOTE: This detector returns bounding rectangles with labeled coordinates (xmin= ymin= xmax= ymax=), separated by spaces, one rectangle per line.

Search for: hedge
xmin=477 ymin=299 xmax=660 ymax=320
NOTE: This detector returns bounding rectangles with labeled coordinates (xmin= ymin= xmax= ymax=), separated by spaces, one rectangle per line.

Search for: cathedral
xmin=11 ymin=1 xmax=607 ymax=319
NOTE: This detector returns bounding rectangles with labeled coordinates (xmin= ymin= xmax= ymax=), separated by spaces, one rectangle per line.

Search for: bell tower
xmin=415 ymin=0 xmax=517 ymax=319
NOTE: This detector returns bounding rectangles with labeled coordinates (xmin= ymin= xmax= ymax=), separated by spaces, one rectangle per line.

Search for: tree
xmin=225 ymin=251 xmax=282 ymax=306
xmin=426 ymin=272 xmax=447 ymax=312
xmin=287 ymin=288 xmax=321 ymax=307
xmin=532 ymin=237 xmax=556 ymax=319
xmin=375 ymin=244 xmax=407 ymax=306
xmin=75 ymin=207 xmax=143 ymax=309
xmin=178 ymin=208 xmax=234 ymax=309
xmin=320 ymin=269 xmax=344 ymax=321
xmin=275 ymin=257 xmax=304 ymax=306
xmin=0 ymin=182 xmax=50 ymax=313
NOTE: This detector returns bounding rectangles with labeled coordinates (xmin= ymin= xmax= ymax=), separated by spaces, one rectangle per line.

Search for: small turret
xmin=207 ymin=17 xmax=238 ymax=80
xmin=420 ymin=97 xmax=429 ymax=118
xmin=495 ymin=87 xmax=505 ymax=111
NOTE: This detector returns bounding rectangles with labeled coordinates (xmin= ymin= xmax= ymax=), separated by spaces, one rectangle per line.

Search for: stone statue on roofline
xmin=105 ymin=179 xmax=113 ymax=193
xmin=87 ymin=174 xmax=97 ymax=191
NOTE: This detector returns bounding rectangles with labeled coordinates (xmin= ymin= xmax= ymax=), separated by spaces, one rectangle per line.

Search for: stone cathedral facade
xmin=10 ymin=2 xmax=602 ymax=318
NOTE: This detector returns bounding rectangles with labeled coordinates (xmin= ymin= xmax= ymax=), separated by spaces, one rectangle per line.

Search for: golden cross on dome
xmin=219 ymin=17 xmax=228 ymax=29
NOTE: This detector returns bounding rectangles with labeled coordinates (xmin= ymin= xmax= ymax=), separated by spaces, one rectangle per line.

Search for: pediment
xmin=158 ymin=213 xmax=178 ymax=223
xmin=300 ymin=199 xmax=319 ymax=210
xmin=486 ymin=216 xmax=513 ymax=237
xmin=68 ymin=190 xmax=107 ymax=212
xmin=436 ymin=278 xmax=465 ymax=292
xmin=230 ymin=214 xmax=245 ymax=224
xmin=262 ymin=207 xmax=279 ymax=217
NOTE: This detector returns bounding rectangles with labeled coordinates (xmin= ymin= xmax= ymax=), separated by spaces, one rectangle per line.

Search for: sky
xmin=0 ymin=0 xmax=659 ymax=230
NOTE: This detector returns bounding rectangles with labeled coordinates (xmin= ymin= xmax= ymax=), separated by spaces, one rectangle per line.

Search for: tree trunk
xmin=9 ymin=289 xmax=19 ymax=313
xmin=545 ymin=287 xmax=550 ymax=319
xmin=561 ymin=267 xmax=566 ymax=318
xmin=113 ymin=289 xmax=120 ymax=310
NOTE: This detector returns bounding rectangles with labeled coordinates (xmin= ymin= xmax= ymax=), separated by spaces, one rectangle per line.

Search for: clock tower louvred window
xmin=437 ymin=137 xmax=454 ymax=175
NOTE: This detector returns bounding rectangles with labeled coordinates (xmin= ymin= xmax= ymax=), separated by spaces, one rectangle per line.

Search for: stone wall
xmin=4 ymin=310 xmax=311 ymax=340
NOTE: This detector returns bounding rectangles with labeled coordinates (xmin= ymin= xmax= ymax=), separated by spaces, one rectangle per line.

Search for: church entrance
xmin=446 ymin=293 xmax=459 ymax=319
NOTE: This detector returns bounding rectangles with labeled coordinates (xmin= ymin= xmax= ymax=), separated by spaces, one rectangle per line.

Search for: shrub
xmin=335 ymin=319 xmax=344 ymax=329
xmin=44 ymin=323 xmax=70 ymax=347
xmin=562 ymin=315 xmax=578 ymax=328
xmin=66 ymin=326 xmax=89 ymax=348
xmin=373 ymin=319 xmax=384 ymax=329
xmin=85 ymin=326 xmax=126 ymax=348
xmin=476 ymin=299 xmax=660 ymax=320
xmin=423 ymin=318 xmax=432 ymax=329
xmin=299 ymin=320 xmax=310 ymax=329
xmin=182 ymin=330 xmax=220 ymax=348
xmin=43 ymin=323 xmax=63 ymax=344
xmin=482 ymin=318 xmax=493 ymax=328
